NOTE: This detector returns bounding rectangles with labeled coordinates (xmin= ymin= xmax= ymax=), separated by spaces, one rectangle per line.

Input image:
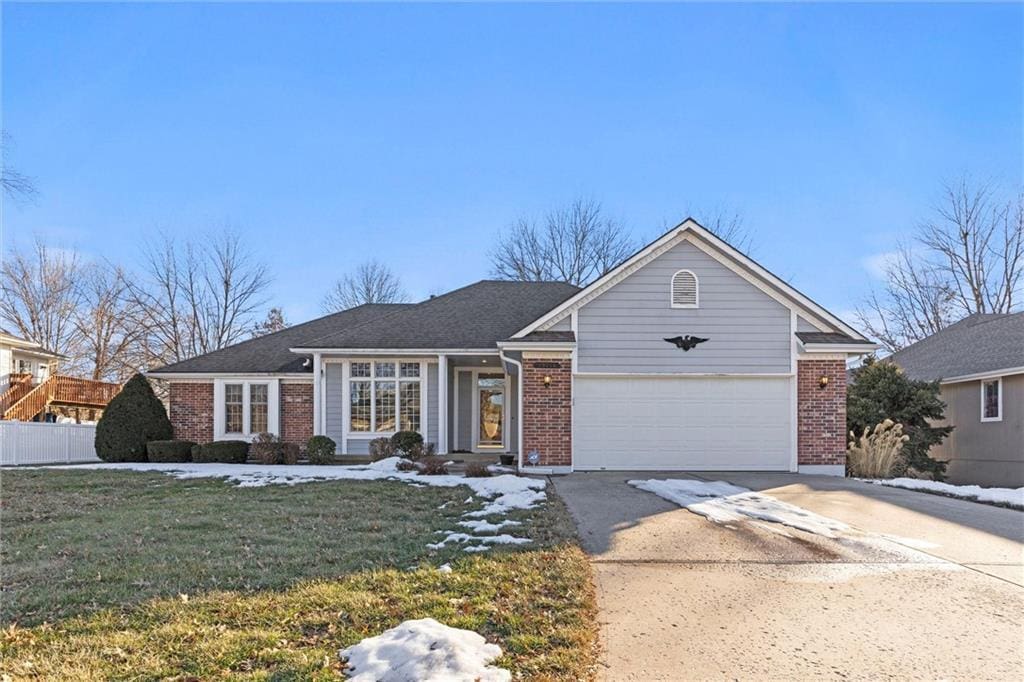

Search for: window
xmin=250 ymin=384 xmax=268 ymax=433
xmin=350 ymin=381 xmax=371 ymax=431
xmin=400 ymin=381 xmax=421 ymax=432
xmin=216 ymin=380 xmax=277 ymax=438
xmin=225 ymin=384 xmax=244 ymax=433
xmin=671 ymin=270 xmax=699 ymax=308
xmin=982 ymin=378 xmax=1002 ymax=422
xmin=348 ymin=360 xmax=423 ymax=435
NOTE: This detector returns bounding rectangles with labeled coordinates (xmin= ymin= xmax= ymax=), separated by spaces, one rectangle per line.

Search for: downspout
xmin=499 ymin=350 xmax=524 ymax=471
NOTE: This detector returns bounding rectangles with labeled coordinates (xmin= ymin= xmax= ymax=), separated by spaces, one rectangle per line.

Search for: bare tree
xmin=920 ymin=178 xmax=1023 ymax=316
xmin=321 ymin=260 xmax=408 ymax=313
xmin=1 ymin=131 xmax=37 ymax=201
xmin=858 ymin=178 xmax=1023 ymax=352
xmin=75 ymin=263 xmax=141 ymax=382
xmin=128 ymin=229 xmax=271 ymax=366
xmin=251 ymin=307 xmax=288 ymax=337
xmin=0 ymin=238 xmax=84 ymax=365
xmin=490 ymin=198 xmax=635 ymax=286
xmin=693 ymin=207 xmax=754 ymax=254
xmin=856 ymin=245 xmax=955 ymax=353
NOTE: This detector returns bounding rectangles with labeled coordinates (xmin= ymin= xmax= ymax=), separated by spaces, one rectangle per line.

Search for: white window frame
xmin=214 ymin=379 xmax=280 ymax=440
xmin=670 ymin=269 xmax=699 ymax=309
xmin=345 ymin=360 xmax=426 ymax=439
xmin=980 ymin=377 xmax=1002 ymax=422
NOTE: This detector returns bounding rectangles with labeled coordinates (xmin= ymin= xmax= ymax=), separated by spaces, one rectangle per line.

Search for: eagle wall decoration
xmin=664 ymin=335 xmax=709 ymax=351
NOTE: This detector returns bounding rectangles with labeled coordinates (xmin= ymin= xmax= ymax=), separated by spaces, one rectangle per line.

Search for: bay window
xmin=347 ymin=360 xmax=423 ymax=435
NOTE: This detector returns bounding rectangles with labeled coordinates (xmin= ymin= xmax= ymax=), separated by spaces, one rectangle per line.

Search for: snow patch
xmin=428 ymin=533 xmax=531 ymax=550
xmin=438 ymin=563 xmax=453 ymax=574
xmin=867 ymin=478 xmax=1024 ymax=509
xmin=340 ymin=617 xmax=510 ymax=682
xmin=629 ymin=479 xmax=850 ymax=538
xmin=458 ymin=519 xmax=521 ymax=533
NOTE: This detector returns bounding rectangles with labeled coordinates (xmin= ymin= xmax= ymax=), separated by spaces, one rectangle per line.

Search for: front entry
xmin=476 ymin=374 xmax=505 ymax=449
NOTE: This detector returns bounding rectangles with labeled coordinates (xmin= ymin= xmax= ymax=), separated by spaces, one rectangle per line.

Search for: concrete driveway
xmin=553 ymin=472 xmax=1024 ymax=680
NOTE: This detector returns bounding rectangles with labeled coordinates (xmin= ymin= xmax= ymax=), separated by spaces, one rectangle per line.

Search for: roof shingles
xmin=887 ymin=313 xmax=1024 ymax=382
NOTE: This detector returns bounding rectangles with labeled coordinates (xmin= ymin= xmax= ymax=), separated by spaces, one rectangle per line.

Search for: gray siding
xmin=575 ymin=239 xmax=792 ymax=374
xmin=507 ymin=372 xmax=518 ymax=452
xmin=548 ymin=317 xmax=572 ymax=332
xmin=931 ymin=375 xmax=1024 ymax=487
xmin=455 ymin=370 xmax=473 ymax=451
xmin=426 ymin=362 xmax=438 ymax=446
xmin=325 ymin=363 xmax=345 ymax=450
xmin=797 ymin=316 xmax=822 ymax=332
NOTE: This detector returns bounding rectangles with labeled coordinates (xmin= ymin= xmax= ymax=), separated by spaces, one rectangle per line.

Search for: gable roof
xmin=292 ymin=280 xmax=579 ymax=351
xmin=512 ymin=218 xmax=868 ymax=341
xmin=887 ymin=313 xmax=1024 ymax=382
xmin=149 ymin=304 xmax=409 ymax=375
xmin=0 ymin=327 xmax=65 ymax=358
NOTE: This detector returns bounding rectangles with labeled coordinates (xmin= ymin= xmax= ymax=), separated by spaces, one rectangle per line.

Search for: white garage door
xmin=573 ymin=376 xmax=794 ymax=471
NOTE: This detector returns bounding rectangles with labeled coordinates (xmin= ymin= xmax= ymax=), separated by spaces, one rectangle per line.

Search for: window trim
xmin=214 ymin=379 xmax=280 ymax=440
xmin=670 ymin=269 xmax=699 ymax=309
xmin=980 ymin=377 xmax=1002 ymax=422
xmin=345 ymin=359 xmax=426 ymax=438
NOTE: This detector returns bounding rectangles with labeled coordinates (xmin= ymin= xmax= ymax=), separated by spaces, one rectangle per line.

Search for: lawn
xmin=0 ymin=468 xmax=598 ymax=680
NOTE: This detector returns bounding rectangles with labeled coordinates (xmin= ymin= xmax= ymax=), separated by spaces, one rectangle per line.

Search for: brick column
xmin=521 ymin=354 xmax=572 ymax=468
xmin=281 ymin=382 xmax=314 ymax=445
xmin=797 ymin=358 xmax=847 ymax=469
xmin=169 ymin=382 xmax=214 ymax=443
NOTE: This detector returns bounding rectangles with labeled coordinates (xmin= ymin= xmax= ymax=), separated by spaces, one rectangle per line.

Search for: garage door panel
xmin=573 ymin=376 xmax=793 ymax=470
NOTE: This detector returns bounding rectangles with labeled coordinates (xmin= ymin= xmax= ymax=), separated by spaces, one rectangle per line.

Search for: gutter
xmin=498 ymin=349 xmax=525 ymax=472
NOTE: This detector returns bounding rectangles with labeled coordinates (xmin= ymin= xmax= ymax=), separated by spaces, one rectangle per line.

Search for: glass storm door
xmin=477 ymin=375 xmax=505 ymax=448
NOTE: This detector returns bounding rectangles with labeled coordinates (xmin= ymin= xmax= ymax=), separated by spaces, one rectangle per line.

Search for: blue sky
xmin=3 ymin=1 xmax=1022 ymax=324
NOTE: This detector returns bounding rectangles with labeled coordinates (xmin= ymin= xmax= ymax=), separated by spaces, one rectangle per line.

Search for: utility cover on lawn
xmin=340 ymin=617 xmax=511 ymax=682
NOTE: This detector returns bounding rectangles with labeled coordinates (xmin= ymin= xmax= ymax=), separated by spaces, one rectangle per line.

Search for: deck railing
xmin=1 ymin=375 xmax=122 ymax=422
xmin=0 ymin=374 xmax=34 ymax=416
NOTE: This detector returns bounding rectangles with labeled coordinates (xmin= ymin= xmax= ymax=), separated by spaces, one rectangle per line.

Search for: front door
xmin=477 ymin=374 xmax=505 ymax=448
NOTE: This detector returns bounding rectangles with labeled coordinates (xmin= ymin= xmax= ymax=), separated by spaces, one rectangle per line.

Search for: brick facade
xmin=169 ymin=382 xmax=214 ymax=443
xmin=281 ymin=382 xmax=314 ymax=445
xmin=521 ymin=355 xmax=573 ymax=468
xmin=797 ymin=358 xmax=847 ymax=467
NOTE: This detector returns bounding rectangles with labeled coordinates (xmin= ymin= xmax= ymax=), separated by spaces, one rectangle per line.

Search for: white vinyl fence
xmin=0 ymin=420 xmax=101 ymax=466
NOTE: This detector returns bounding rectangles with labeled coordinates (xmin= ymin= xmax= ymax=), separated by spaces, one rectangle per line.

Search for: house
xmin=0 ymin=328 xmax=121 ymax=423
xmin=887 ymin=313 xmax=1023 ymax=488
xmin=1 ymin=328 xmax=62 ymax=390
xmin=148 ymin=219 xmax=877 ymax=474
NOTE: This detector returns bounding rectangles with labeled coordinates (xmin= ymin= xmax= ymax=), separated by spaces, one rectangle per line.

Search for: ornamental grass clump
xmin=847 ymin=419 xmax=909 ymax=479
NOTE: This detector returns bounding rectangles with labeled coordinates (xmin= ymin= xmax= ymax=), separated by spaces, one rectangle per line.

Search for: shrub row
xmin=143 ymin=435 xmax=338 ymax=465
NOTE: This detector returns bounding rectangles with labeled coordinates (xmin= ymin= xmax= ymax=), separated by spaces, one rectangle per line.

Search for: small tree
xmin=847 ymin=357 xmax=953 ymax=479
xmin=95 ymin=374 xmax=173 ymax=462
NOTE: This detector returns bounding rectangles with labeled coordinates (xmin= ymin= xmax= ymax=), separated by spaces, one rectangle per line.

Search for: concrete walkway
xmin=553 ymin=472 xmax=1024 ymax=680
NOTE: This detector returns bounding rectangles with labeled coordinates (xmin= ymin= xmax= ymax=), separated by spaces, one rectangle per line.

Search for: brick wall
xmin=281 ymin=382 xmax=313 ymax=445
xmin=797 ymin=358 xmax=847 ymax=467
xmin=169 ymin=382 xmax=214 ymax=443
xmin=521 ymin=356 xmax=572 ymax=467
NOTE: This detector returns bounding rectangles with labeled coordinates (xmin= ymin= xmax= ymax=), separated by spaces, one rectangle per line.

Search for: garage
xmin=572 ymin=375 xmax=794 ymax=471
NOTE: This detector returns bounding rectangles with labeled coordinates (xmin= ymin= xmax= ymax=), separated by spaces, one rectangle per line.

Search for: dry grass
xmin=0 ymin=469 xmax=598 ymax=680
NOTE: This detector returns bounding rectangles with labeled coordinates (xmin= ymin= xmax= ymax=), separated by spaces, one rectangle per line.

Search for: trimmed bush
xmin=281 ymin=442 xmax=300 ymax=465
xmin=194 ymin=440 xmax=249 ymax=464
xmin=146 ymin=440 xmax=196 ymax=463
xmin=418 ymin=456 xmax=449 ymax=476
xmin=369 ymin=437 xmax=397 ymax=461
xmin=95 ymin=374 xmax=172 ymax=462
xmin=306 ymin=436 xmax=336 ymax=465
xmin=396 ymin=459 xmax=419 ymax=472
xmin=391 ymin=430 xmax=424 ymax=455
xmin=464 ymin=462 xmax=492 ymax=478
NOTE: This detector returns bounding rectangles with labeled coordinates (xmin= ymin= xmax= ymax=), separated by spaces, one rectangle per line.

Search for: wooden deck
xmin=1 ymin=375 xmax=122 ymax=422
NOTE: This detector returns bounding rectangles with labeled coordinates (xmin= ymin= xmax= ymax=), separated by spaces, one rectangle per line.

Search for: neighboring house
xmin=0 ymin=328 xmax=62 ymax=391
xmin=0 ymin=328 xmax=121 ymax=423
xmin=888 ymin=313 xmax=1024 ymax=488
xmin=148 ymin=219 xmax=877 ymax=474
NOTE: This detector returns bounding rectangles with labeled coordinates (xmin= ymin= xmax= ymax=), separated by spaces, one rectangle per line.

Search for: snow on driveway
xmin=629 ymin=478 xmax=851 ymax=537
xmin=49 ymin=459 xmax=544 ymax=552
xmin=340 ymin=617 xmax=510 ymax=682
xmin=867 ymin=478 xmax=1024 ymax=509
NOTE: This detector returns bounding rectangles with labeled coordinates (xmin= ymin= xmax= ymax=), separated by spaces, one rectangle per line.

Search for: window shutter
xmin=671 ymin=270 xmax=698 ymax=307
